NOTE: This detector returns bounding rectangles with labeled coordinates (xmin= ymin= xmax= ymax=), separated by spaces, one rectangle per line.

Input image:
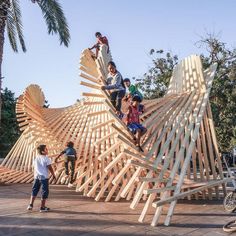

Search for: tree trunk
xmin=0 ymin=1 xmax=9 ymax=127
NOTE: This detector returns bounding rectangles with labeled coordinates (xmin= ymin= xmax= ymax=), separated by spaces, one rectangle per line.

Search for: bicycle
xmin=223 ymin=220 xmax=236 ymax=233
xmin=223 ymin=190 xmax=236 ymax=213
xmin=222 ymin=155 xmax=236 ymax=232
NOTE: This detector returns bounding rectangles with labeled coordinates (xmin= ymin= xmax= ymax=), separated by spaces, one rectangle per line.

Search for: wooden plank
xmin=152 ymin=178 xmax=232 ymax=208
xmin=82 ymin=92 xmax=104 ymax=98
xmin=163 ymin=63 xmax=217 ymax=227
xmin=80 ymin=81 xmax=101 ymax=90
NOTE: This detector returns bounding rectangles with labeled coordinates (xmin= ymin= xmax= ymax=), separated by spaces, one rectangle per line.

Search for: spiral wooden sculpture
xmin=0 ymin=45 xmax=231 ymax=226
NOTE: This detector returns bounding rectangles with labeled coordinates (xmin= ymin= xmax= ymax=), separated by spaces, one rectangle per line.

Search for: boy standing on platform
xmin=27 ymin=144 xmax=56 ymax=212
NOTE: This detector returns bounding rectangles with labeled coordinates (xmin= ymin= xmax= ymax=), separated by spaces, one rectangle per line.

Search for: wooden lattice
xmin=0 ymin=45 xmax=231 ymax=226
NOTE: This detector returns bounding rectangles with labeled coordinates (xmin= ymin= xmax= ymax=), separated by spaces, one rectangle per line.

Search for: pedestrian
xmin=27 ymin=144 xmax=56 ymax=212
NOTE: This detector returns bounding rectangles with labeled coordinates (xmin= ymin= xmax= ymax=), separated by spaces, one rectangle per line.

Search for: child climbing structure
xmin=0 ymin=44 xmax=232 ymax=226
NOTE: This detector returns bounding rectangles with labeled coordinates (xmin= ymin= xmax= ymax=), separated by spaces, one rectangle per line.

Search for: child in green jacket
xmin=123 ymin=78 xmax=144 ymax=113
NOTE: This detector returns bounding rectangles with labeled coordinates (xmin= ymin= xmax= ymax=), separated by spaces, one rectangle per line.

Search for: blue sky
xmin=3 ymin=0 xmax=236 ymax=107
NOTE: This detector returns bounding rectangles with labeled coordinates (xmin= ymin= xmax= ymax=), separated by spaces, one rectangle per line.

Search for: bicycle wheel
xmin=223 ymin=192 xmax=236 ymax=213
xmin=223 ymin=220 xmax=236 ymax=232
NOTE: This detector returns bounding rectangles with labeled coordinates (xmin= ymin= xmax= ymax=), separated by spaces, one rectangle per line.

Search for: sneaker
xmin=40 ymin=207 xmax=50 ymax=212
xmin=27 ymin=204 xmax=33 ymax=210
xmin=68 ymin=183 xmax=74 ymax=188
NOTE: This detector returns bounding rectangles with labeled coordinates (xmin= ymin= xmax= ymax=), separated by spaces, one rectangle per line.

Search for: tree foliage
xmin=4 ymin=0 xmax=70 ymax=53
xmin=0 ymin=87 xmax=20 ymax=158
xmin=198 ymin=35 xmax=236 ymax=151
xmin=0 ymin=87 xmax=50 ymax=158
xmin=135 ymin=35 xmax=236 ymax=151
xmin=0 ymin=0 xmax=70 ymax=127
xmin=135 ymin=50 xmax=178 ymax=99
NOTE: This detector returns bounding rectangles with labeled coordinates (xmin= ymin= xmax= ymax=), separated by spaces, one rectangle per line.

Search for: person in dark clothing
xmin=100 ymin=61 xmax=126 ymax=118
xmin=55 ymin=141 xmax=77 ymax=187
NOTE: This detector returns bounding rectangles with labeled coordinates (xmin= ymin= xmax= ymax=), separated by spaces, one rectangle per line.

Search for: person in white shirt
xmin=27 ymin=144 xmax=56 ymax=212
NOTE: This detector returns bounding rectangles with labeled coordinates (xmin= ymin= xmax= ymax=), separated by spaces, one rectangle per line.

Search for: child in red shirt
xmin=125 ymin=96 xmax=147 ymax=152
xmin=89 ymin=32 xmax=109 ymax=58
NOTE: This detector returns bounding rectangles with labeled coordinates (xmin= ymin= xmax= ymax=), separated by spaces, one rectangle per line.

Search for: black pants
xmin=64 ymin=155 xmax=76 ymax=184
xmin=110 ymin=90 xmax=126 ymax=112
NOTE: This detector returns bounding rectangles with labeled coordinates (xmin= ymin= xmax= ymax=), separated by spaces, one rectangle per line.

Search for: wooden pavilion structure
xmin=0 ymin=45 xmax=231 ymax=226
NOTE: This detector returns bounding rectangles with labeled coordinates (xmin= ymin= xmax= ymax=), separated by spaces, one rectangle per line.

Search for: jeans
xmin=127 ymin=123 xmax=146 ymax=134
xmin=64 ymin=155 xmax=76 ymax=184
xmin=110 ymin=90 xmax=126 ymax=112
xmin=32 ymin=178 xmax=49 ymax=199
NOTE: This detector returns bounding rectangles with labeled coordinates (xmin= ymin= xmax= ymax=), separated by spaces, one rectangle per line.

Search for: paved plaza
xmin=0 ymin=183 xmax=234 ymax=236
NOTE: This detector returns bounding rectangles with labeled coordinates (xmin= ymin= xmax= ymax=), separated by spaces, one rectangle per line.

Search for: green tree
xmin=135 ymin=50 xmax=178 ymax=99
xmin=197 ymin=35 xmax=236 ymax=151
xmin=136 ymin=36 xmax=236 ymax=151
xmin=0 ymin=87 xmax=20 ymax=158
xmin=0 ymin=0 xmax=70 ymax=126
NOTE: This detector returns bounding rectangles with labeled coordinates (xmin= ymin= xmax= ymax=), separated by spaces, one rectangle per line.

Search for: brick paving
xmin=0 ymin=184 xmax=234 ymax=236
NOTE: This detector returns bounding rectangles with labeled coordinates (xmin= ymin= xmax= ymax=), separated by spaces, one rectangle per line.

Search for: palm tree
xmin=0 ymin=0 xmax=70 ymax=125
